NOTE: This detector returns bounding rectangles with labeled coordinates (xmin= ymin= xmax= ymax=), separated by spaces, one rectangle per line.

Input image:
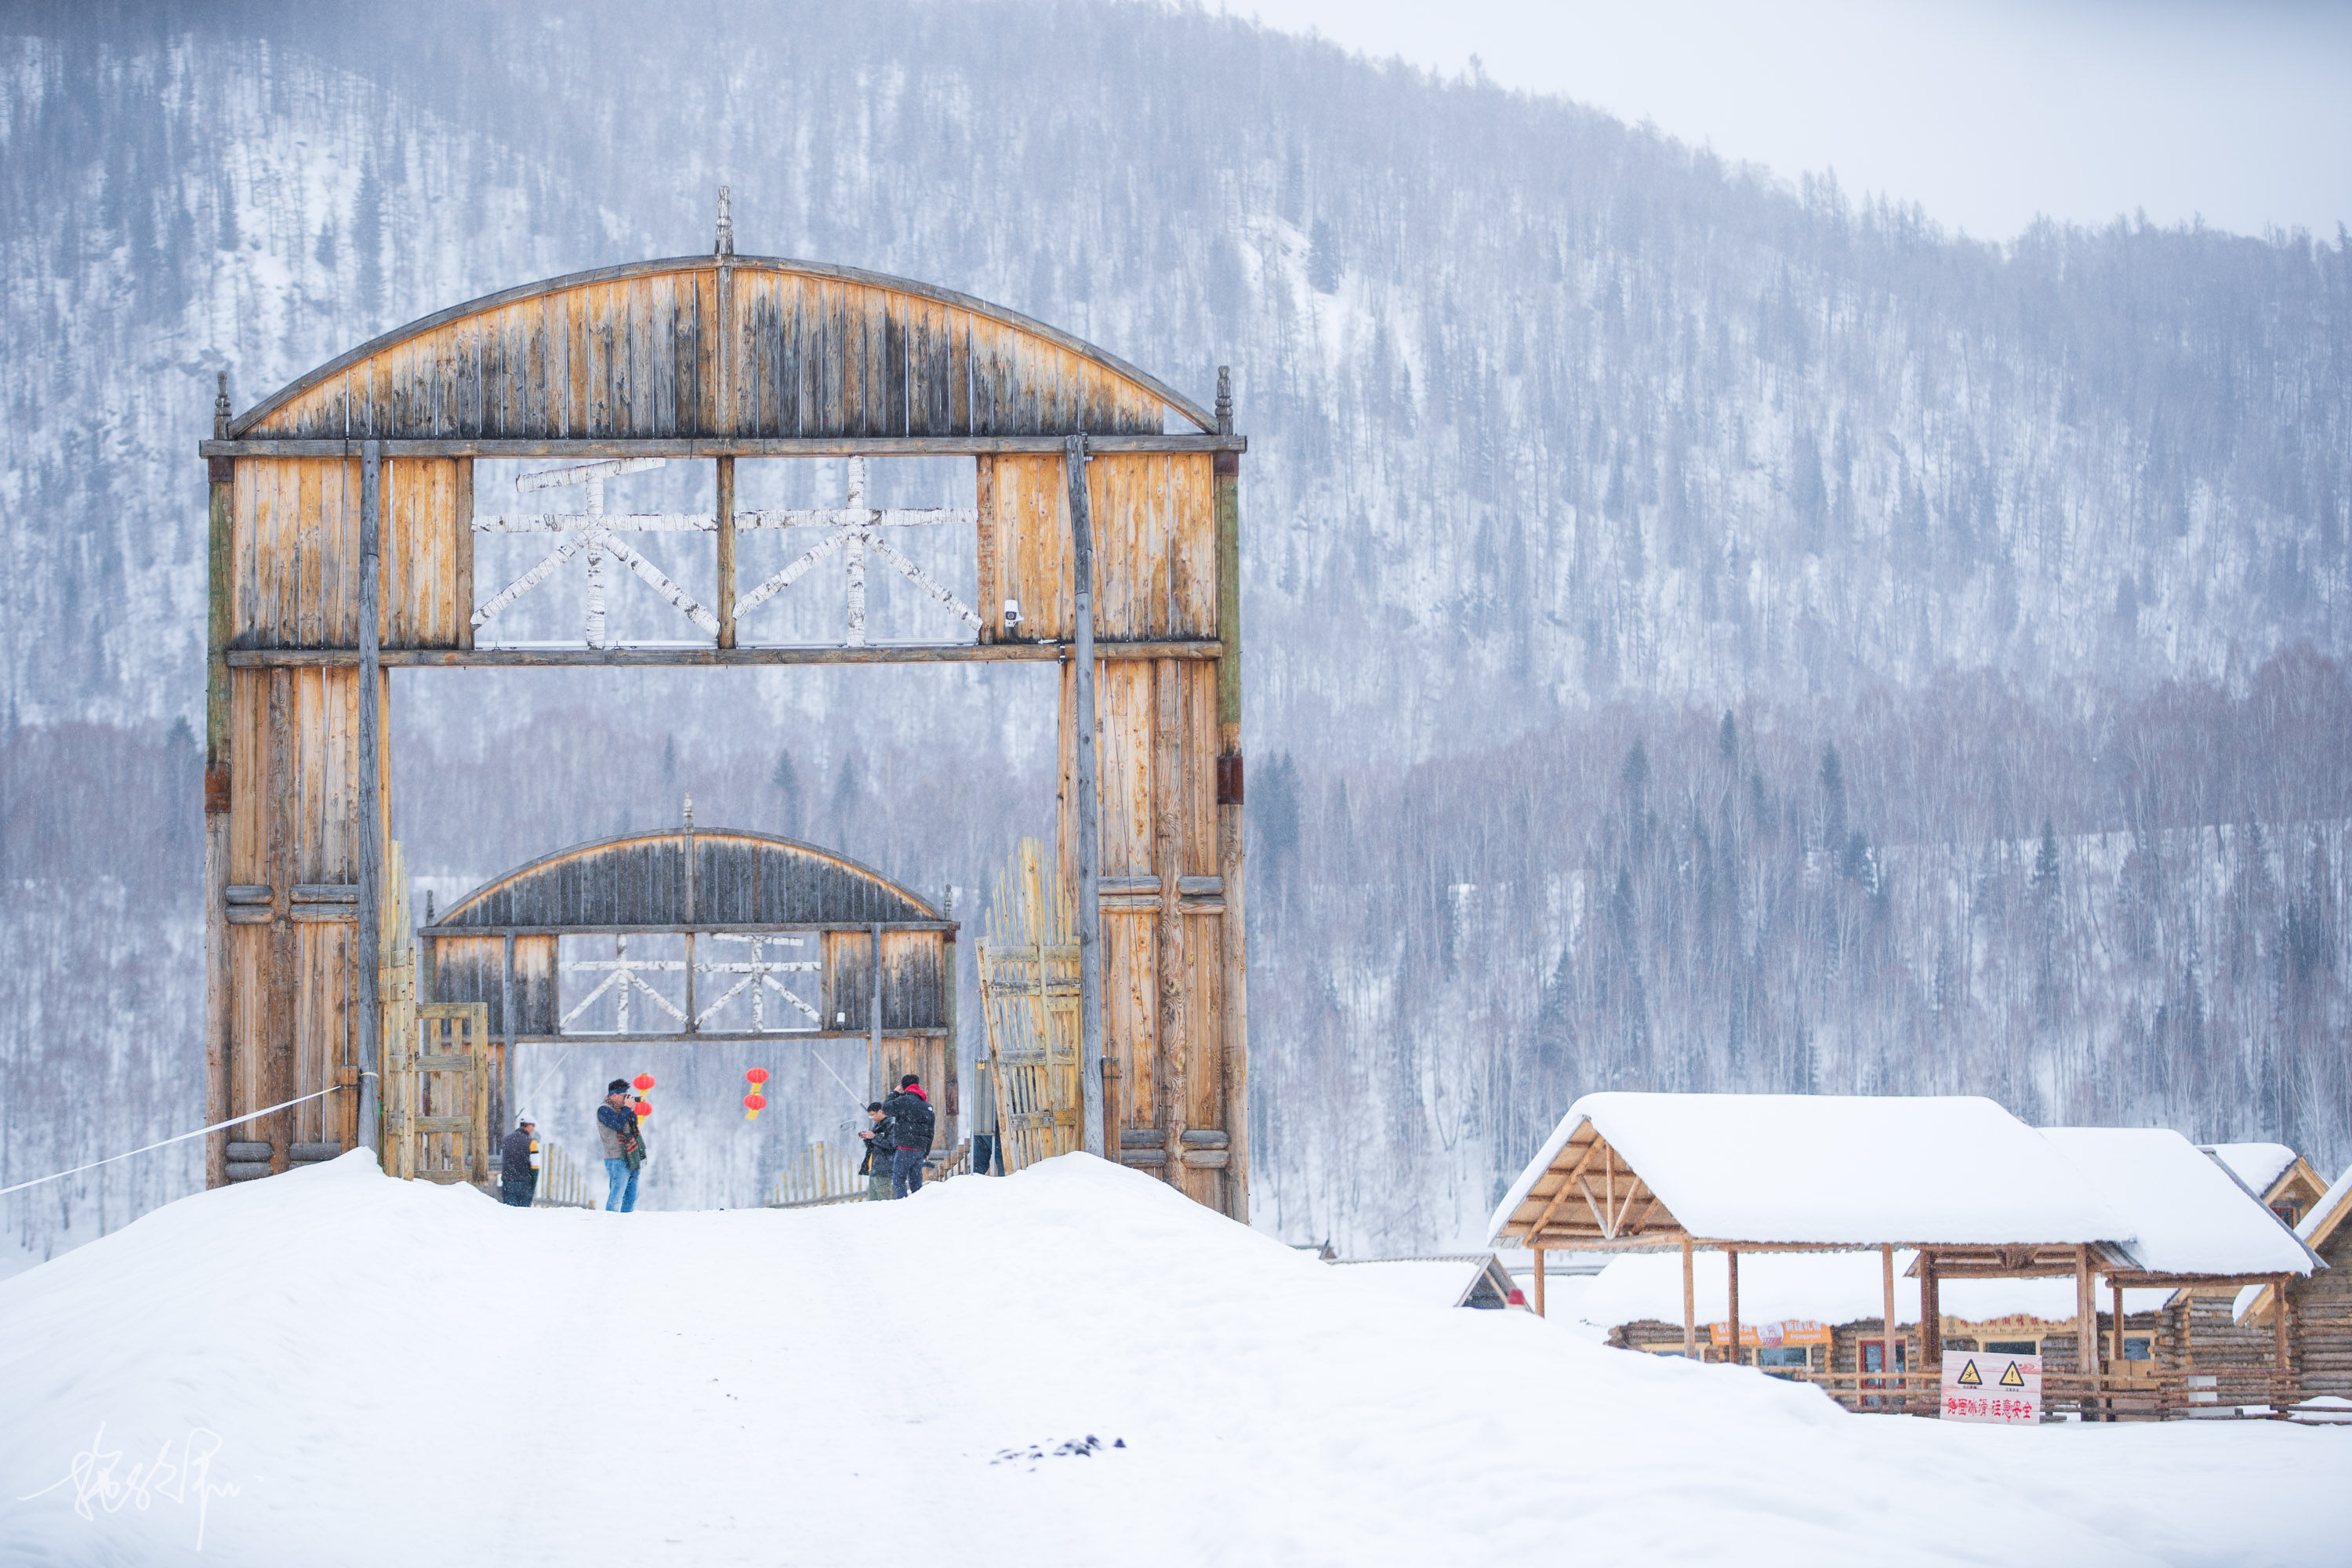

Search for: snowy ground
xmin=2 ymin=1156 xmax=2345 ymax=1566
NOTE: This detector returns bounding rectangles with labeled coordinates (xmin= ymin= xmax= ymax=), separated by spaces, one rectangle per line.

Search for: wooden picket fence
xmin=534 ymin=1140 xmax=597 ymax=1208
xmin=1786 ymin=1367 xmax=2343 ymax=1421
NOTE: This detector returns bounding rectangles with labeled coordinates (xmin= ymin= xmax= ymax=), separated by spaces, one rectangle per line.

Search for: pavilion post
xmin=1882 ymin=1243 xmax=1898 ymax=1405
xmin=1919 ymin=1250 xmax=1942 ymax=1371
xmin=1682 ymin=1236 xmax=1697 ymax=1359
xmin=2111 ymin=1279 xmax=2125 ymax=1374
xmin=1726 ymin=1247 xmax=1740 ymax=1368
xmin=2075 ymin=1245 xmax=2100 ymax=1419
xmin=1532 ymin=1246 xmax=1546 ymax=1318
xmin=355 ymin=438 xmax=383 ymax=1160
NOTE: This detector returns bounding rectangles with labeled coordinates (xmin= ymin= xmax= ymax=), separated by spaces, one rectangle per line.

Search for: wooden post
xmin=715 ymin=455 xmax=736 ymax=648
xmin=1920 ymin=1249 xmax=1943 ymax=1371
xmin=2075 ymin=1244 xmax=2098 ymax=1415
xmin=869 ymin=922 xmax=884 ymax=1102
xmin=356 ymin=439 xmax=383 ymax=1161
xmin=1882 ymin=1243 xmax=1899 ymax=1392
xmin=202 ymin=374 xmax=234 ymax=1189
xmin=1726 ymin=1247 xmax=1740 ymax=1367
xmin=454 ymin=458 xmax=474 ymax=651
xmin=266 ymin=667 xmax=296 ymax=1174
xmin=2274 ymin=1276 xmax=2292 ymax=1405
xmin=1682 ymin=1236 xmax=1697 ymax=1359
xmin=1212 ymin=368 xmax=1248 ymax=1222
xmin=1065 ymin=434 xmax=1105 ymax=1160
xmin=2111 ymin=1279 xmax=2125 ymax=1373
xmin=1533 ymin=1245 xmax=1547 ymax=1318
xmin=1154 ymin=657 xmax=1185 ymax=1185
xmin=499 ymin=931 xmax=516 ymax=1126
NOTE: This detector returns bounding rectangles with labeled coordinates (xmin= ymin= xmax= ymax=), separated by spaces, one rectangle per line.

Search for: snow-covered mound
xmin=2 ymin=1156 xmax=2345 ymax=1566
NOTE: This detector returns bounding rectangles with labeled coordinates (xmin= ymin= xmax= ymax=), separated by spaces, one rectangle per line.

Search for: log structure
xmin=201 ymin=209 xmax=1250 ymax=1219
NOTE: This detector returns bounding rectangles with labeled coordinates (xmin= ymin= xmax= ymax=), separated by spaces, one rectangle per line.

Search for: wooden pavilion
xmin=1488 ymin=1095 xmax=2322 ymax=1412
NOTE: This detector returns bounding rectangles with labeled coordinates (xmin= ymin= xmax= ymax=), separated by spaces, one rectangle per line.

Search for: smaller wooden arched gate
xmin=414 ymin=826 xmax=957 ymax=1167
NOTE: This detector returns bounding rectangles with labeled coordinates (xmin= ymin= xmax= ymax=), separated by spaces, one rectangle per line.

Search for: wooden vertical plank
xmin=1683 ymin=1237 xmax=1699 ymax=1357
xmin=1726 ymin=1247 xmax=1741 ymax=1367
xmin=204 ymin=434 xmax=234 ymax=1189
xmin=975 ymin=456 xmax=1000 ymax=644
xmin=266 ymin=666 xmax=297 ymax=1174
xmin=456 ymin=458 xmax=475 ymax=649
xmin=1212 ymin=397 xmax=1249 ymax=1222
xmin=715 ymin=456 xmax=736 ymax=648
xmin=1153 ymin=655 xmax=1186 ymax=1180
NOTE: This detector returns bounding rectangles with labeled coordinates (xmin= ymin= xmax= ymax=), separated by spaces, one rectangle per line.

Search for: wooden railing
xmin=533 ymin=1141 xmax=597 ymax=1209
xmin=1784 ymin=1367 xmax=2325 ymax=1421
xmin=765 ymin=1139 xmax=974 ymax=1207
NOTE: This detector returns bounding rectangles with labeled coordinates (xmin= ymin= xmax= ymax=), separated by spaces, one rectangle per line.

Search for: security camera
xmin=1003 ymin=598 xmax=1022 ymax=633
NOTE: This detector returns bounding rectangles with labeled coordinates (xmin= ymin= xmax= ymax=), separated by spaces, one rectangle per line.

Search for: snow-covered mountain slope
xmin=3 ymin=1 xmax=2349 ymax=1266
xmin=3 ymin=1154 xmax=2346 ymax=1566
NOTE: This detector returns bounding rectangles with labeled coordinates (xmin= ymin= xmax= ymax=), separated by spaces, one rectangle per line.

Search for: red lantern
xmin=633 ymin=1073 xmax=655 ymax=1092
xmin=631 ymin=1098 xmax=652 ymax=1118
xmin=745 ymin=1067 xmax=770 ymax=1086
xmin=743 ymin=1093 xmax=768 ymax=1112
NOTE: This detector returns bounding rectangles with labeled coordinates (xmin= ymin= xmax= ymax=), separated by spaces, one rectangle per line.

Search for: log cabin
xmin=2234 ymin=1162 xmax=2352 ymax=1401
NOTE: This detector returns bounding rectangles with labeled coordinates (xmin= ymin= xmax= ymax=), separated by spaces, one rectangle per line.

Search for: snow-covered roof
xmin=2206 ymin=1142 xmax=2299 ymax=1198
xmin=1489 ymin=1093 xmax=2129 ymax=1248
xmin=2238 ymin=1160 xmax=2352 ymax=1324
xmin=1577 ymin=1250 xmax=2176 ymax=1331
xmin=2040 ymin=1128 xmax=2319 ymax=1278
xmin=1328 ymin=1255 xmax=1515 ymax=1310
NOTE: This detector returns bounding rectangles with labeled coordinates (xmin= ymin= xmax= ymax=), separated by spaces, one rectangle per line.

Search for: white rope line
xmin=0 ymin=1078 xmax=373 ymax=1197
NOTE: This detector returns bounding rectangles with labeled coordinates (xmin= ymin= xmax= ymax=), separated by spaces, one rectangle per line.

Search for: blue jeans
xmin=604 ymin=1157 xmax=640 ymax=1212
xmin=891 ymin=1146 xmax=927 ymax=1199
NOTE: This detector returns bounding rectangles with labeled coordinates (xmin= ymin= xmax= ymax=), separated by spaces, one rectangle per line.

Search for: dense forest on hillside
xmin=3 ymin=0 xmax=2347 ymax=1265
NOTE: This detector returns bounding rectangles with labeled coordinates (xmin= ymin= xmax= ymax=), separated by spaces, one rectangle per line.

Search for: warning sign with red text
xmin=1940 ymin=1353 xmax=2042 ymax=1425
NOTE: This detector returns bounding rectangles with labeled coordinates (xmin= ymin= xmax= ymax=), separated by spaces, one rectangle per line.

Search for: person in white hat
xmin=499 ymin=1115 xmax=539 ymax=1207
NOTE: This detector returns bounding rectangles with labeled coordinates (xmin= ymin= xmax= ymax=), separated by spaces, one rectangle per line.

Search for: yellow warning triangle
xmin=1999 ymin=1361 xmax=2026 ymax=1388
xmin=1956 ymin=1359 xmax=1982 ymax=1387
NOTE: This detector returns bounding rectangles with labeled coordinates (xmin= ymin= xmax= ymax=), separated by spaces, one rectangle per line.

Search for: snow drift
xmin=2 ymin=1156 xmax=2345 ymax=1566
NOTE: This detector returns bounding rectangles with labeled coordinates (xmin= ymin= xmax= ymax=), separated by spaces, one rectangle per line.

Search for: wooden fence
xmin=1784 ymin=1367 xmax=2349 ymax=1421
xmin=534 ymin=1140 xmax=597 ymax=1208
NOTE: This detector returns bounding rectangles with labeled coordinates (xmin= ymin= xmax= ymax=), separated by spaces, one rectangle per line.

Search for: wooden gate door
xmin=405 ymin=1003 xmax=491 ymax=1185
xmin=978 ymin=840 xmax=1081 ymax=1171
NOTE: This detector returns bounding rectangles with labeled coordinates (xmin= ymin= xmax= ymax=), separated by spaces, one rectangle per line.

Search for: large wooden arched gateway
xmin=198 ymin=214 xmax=1250 ymax=1219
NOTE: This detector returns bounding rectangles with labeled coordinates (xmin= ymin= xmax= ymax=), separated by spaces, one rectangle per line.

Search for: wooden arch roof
xmin=430 ymin=828 xmax=944 ymax=933
xmin=230 ymin=256 xmax=1214 ymax=442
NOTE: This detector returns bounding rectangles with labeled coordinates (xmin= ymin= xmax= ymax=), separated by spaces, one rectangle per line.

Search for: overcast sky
xmin=1224 ymin=0 xmax=2352 ymax=241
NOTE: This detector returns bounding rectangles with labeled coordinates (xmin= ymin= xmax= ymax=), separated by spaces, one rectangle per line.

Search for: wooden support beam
xmin=356 ymin=440 xmax=383 ymax=1159
xmin=1516 ymin=1134 xmax=1605 ymax=1244
xmin=265 ymin=667 xmax=296 ymax=1174
xmin=1153 ymin=657 xmax=1185 ymax=1185
xmin=1920 ymin=1250 xmax=1943 ymax=1370
xmin=202 ymin=383 xmax=233 ymax=1191
xmin=225 ymin=640 xmax=1221 ymax=669
xmin=201 ymin=434 xmax=1250 ymax=459
xmin=1068 ymin=435 xmax=1104 ymax=1160
xmin=2274 ymin=1276 xmax=2292 ymax=1395
xmin=1883 ymin=1243 xmax=1899 ymax=1382
xmin=714 ymin=456 xmax=737 ymax=649
xmin=1726 ymin=1248 xmax=1741 ymax=1367
xmin=1533 ymin=1246 xmax=1546 ymax=1318
xmin=1212 ymin=374 xmax=1250 ymax=1224
xmin=1682 ymin=1236 xmax=1697 ymax=1359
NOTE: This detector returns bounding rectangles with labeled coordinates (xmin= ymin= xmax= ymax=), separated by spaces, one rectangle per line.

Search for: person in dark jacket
xmin=881 ymin=1074 xmax=935 ymax=1198
xmin=855 ymin=1102 xmax=894 ymax=1201
xmin=596 ymin=1080 xmax=647 ymax=1212
xmin=499 ymin=1115 xmax=539 ymax=1207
